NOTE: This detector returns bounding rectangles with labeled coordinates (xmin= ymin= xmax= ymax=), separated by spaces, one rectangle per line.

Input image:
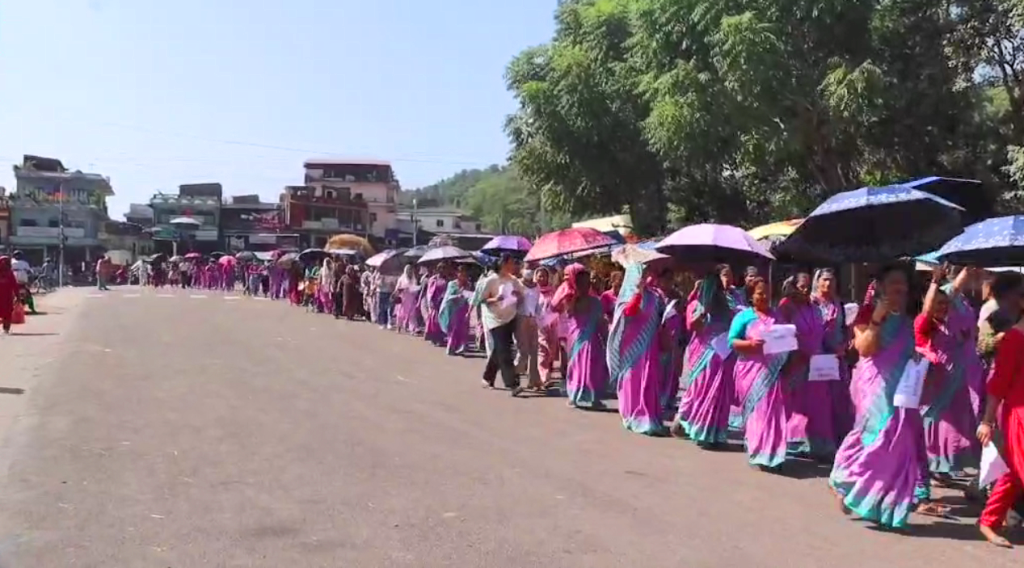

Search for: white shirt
xmin=11 ymin=260 xmax=30 ymax=284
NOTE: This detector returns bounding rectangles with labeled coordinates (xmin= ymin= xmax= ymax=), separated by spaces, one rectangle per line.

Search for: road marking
xmin=124 ymin=294 xmax=140 ymax=298
xmin=396 ymin=375 xmax=411 ymax=383
xmin=224 ymin=296 xmax=240 ymax=300
xmin=189 ymin=295 xmax=207 ymax=299
xmin=87 ymin=294 xmax=103 ymax=298
xmin=253 ymin=297 xmax=269 ymax=301
xmin=157 ymin=294 xmax=173 ymax=298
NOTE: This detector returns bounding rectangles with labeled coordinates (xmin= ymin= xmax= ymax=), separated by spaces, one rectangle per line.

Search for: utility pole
xmin=412 ymin=198 xmax=418 ymax=247
xmin=58 ymin=183 xmax=65 ymax=288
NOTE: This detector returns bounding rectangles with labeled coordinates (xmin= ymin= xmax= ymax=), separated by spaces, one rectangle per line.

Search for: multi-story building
xmin=281 ymin=185 xmax=370 ymax=248
xmin=220 ymin=194 xmax=287 ymax=251
xmin=394 ymin=206 xmax=485 ymax=235
xmin=0 ymin=188 xmax=10 ymax=252
xmin=99 ymin=220 xmax=154 ymax=261
xmin=148 ymin=183 xmax=222 ymax=255
xmin=9 ymin=155 xmax=114 ymax=265
xmin=302 ymin=159 xmax=398 ymax=238
xmin=124 ymin=203 xmax=155 ymax=228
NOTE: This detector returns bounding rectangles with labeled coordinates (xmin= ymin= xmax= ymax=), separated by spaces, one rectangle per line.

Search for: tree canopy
xmin=504 ymin=0 xmax=1024 ymax=236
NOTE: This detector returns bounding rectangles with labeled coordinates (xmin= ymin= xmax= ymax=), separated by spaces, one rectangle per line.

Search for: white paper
xmin=844 ymin=303 xmax=859 ymax=326
xmin=809 ymin=354 xmax=841 ymax=382
xmin=408 ymin=285 xmax=421 ymax=294
xmin=710 ymin=333 xmax=731 ymax=360
xmin=461 ymin=290 xmax=474 ymax=300
xmin=979 ymin=442 xmax=1010 ymax=487
xmin=893 ymin=358 xmax=929 ymax=409
xmin=522 ymin=288 xmax=540 ymax=315
xmin=761 ymin=324 xmax=798 ymax=355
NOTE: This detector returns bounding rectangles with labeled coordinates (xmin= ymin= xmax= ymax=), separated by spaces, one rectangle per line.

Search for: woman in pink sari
xmin=534 ymin=267 xmax=560 ymax=389
xmin=777 ymin=272 xmax=836 ymax=461
xmin=730 ymin=277 xmax=790 ymax=470
xmin=812 ymin=268 xmax=853 ymax=442
xmin=423 ymin=263 xmax=450 ymax=346
xmin=553 ymin=263 xmax=609 ymax=409
xmin=607 ymin=263 xmax=667 ymax=436
xmin=600 ymin=271 xmax=623 ymax=321
xmin=394 ymin=265 xmax=421 ymax=334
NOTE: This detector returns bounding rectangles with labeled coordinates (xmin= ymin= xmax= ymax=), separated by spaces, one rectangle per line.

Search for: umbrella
xmin=747 ymin=219 xmax=805 ymax=241
xmin=169 ymin=216 xmax=202 ymax=227
xmin=366 ymin=249 xmax=403 ymax=267
xmin=480 ymin=235 xmax=532 ymax=254
xmin=612 ymin=243 xmax=669 ymax=267
xmin=656 ymin=223 xmax=774 ymax=266
xmin=298 ymin=248 xmax=329 ymax=264
xmin=403 ymin=246 xmax=430 ymax=258
xmin=325 ymin=234 xmax=375 ymax=257
xmin=210 ymin=252 xmax=227 ymax=259
xmin=235 ymin=251 xmax=256 ymax=261
xmin=935 ymin=215 xmax=1024 ymax=267
xmin=327 ymin=247 xmax=360 ymax=258
xmin=418 ymin=246 xmax=471 ymax=264
xmin=218 ymin=255 xmax=237 ymax=266
xmin=276 ymin=252 xmax=300 ymax=267
xmin=184 ymin=252 xmax=202 ymax=259
xmin=148 ymin=253 xmax=167 ymax=264
xmin=169 ymin=255 xmax=183 ymax=263
xmin=775 ymin=184 xmax=965 ymax=263
xmin=524 ymin=227 xmax=619 ymax=263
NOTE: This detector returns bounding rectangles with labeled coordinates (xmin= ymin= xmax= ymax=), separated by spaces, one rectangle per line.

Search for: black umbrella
xmin=298 ymin=248 xmax=329 ymax=264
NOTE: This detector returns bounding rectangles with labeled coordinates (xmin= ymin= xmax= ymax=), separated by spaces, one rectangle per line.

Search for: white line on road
xmin=156 ymin=294 xmax=173 ymax=298
xmin=124 ymin=294 xmax=140 ymax=298
xmin=253 ymin=297 xmax=269 ymax=301
xmin=396 ymin=375 xmax=412 ymax=383
xmin=189 ymin=295 xmax=208 ymax=299
xmin=87 ymin=294 xmax=103 ymax=298
xmin=224 ymin=296 xmax=240 ymax=300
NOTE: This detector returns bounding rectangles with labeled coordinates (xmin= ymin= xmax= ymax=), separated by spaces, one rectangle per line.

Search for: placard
xmin=710 ymin=333 xmax=731 ymax=360
xmin=893 ymin=358 xmax=929 ymax=408
xmin=809 ymin=354 xmax=840 ymax=381
xmin=761 ymin=324 xmax=798 ymax=355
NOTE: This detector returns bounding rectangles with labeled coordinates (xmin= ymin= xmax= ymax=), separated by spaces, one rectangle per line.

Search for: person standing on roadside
xmin=0 ymin=256 xmax=18 ymax=335
xmin=479 ymin=253 xmax=525 ymax=396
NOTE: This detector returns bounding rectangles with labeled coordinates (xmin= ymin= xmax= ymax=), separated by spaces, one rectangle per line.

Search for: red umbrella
xmin=524 ymin=227 xmax=619 ymax=262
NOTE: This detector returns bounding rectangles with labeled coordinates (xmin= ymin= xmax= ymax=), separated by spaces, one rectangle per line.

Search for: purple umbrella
xmin=480 ymin=235 xmax=532 ymax=254
xmin=417 ymin=246 xmax=471 ymax=264
xmin=655 ymin=223 xmax=774 ymax=265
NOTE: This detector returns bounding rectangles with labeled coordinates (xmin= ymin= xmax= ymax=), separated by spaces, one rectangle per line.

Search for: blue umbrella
xmin=775 ymin=184 xmax=964 ymax=263
xmin=935 ymin=215 xmax=1024 ymax=267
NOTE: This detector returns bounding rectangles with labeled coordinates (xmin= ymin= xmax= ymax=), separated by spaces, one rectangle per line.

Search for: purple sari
xmin=829 ymin=313 xmax=930 ymax=529
xmin=676 ymin=280 xmax=735 ymax=446
xmin=439 ymin=280 xmax=471 ymax=355
xmin=564 ymin=296 xmax=609 ymax=408
xmin=423 ymin=275 xmax=447 ymax=345
xmin=731 ymin=308 xmax=789 ymax=468
xmin=779 ymin=298 xmax=836 ymax=459
xmin=607 ymin=265 xmax=666 ymax=436
xmin=815 ymin=295 xmax=853 ymax=440
xmin=659 ymin=300 xmax=685 ymax=414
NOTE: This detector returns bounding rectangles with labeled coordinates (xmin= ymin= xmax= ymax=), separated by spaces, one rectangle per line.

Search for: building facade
xmin=302 ymin=159 xmax=398 ymax=238
xmin=148 ymin=183 xmax=222 ymax=255
xmin=220 ymin=194 xmax=286 ymax=251
xmin=282 ymin=185 xmax=370 ymax=248
xmin=394 ymin=206 xmax=485 ymax=235
xmin=125 ymin=203 xmax=155 ymax=229
xmin=99 ymin=220 xmax=154 ymax=261
xmin=9 ymin=155 xmax=114 ymax=265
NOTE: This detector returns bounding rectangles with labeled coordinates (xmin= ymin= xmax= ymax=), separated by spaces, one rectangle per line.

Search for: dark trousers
xmin=483 ymin=318 xmax=519 ymax=389
xmin=332 ymin=291 xmax=344 ymax=318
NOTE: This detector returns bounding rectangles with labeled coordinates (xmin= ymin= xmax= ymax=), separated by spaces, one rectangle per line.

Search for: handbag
xmin=11 ymin=302 xmax=25 ymax=325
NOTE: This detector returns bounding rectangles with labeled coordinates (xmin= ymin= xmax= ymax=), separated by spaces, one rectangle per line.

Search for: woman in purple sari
xmin=730 ymin=277 xmax=790 ymax=470
xmin=718 ymin=265 xmax=747 ymax=310
xmin=394 ymin=265 xmax=421 ymax=334
xmin=439 ymin=265 xmax=472 ymax=356
xmin=660 ymin=296 xmax=685 ymax=415
xmin=916 ymin=265 xmax=981 ymax=476
xmin=553 ymin=263 xmax=609 ymax=409
xmin=423 ymin=264 xmax=450 ymax=346
xmin=673 ymin=274 xmax=736 ymax=448
xmin=812 ymin=268 xmax=853 ymax=442
xmin=777 ymin=272 xmax=836 ymax=461
xmin=607 ymin=263 xmax=667 ymax=436
xmin=829 ymin=266 xmax=944 ymax=529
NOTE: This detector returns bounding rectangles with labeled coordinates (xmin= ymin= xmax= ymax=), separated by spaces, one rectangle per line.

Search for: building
xmin=302 ymin=159 xmax=398 ymax=238
xmin=0 ymin=188 xmax=10 ymax=252
xmin=9 ymin=155 xmax=114 ymax=265
xmin=124 ymin=203 xmax=155 ymax=228
xmin=395 ymin=205 xmax=485 ymax=235
xmin=282 ymin=185 xmax=370 ymax=248
xmin=99 ymin=220 xmax=154 ymax=262
xmin=148 ymin=183 xmax=222 ymax=255
xmin=220 ymin=194 xmax=287 ymax=251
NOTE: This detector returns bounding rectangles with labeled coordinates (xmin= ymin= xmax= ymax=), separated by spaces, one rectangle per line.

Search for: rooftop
xmin=303 ymin=157 xmax=392 ymax=168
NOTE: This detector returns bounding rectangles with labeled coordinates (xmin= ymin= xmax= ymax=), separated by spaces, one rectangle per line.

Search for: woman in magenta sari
xmin=423 ymin=264 xmax=449 ymax=346
xmin=915 ymin=265 xmax=981 ymax=476
xmin=553 ymin=263 xmax=609 ymax=408
xmin=731 ymin=278 xmax=790 ymax=469
xmin=395 ymin=265 xmax=421 ymax=334
xmin=660 ymin=295 xmax=685 ymax=414
xmin=535 ymin=267 xmax=560 ymax=388
xmin=829 ymin=266 xmax=944 ymax=529
xmin=777 ymin=272 xmax=835 ymax=460
xmin=439 ymin=265 xmax=472 ymax=356
xmin=600 ymin=271 xmax=623 ymax=321
xmin=673 ymin=274 xmax=736 ymax=447
xmin=718 ymin=265 xmax=746 ymax=310
xmin=812 ymin=268 xmax=853 ymax=442
xmin=607 ymin=263 xmax=667 ymax=436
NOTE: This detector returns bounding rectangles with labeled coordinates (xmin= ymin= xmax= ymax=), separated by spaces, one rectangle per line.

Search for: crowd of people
xmin=23 ymin=244 xmax=1024 ymax=547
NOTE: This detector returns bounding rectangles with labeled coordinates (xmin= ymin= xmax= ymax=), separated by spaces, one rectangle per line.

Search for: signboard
xmin=193 ymin=230 xmax=219 ymax=241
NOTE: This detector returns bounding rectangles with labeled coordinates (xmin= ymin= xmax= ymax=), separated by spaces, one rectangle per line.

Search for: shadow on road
xmin=0 ymin=387 xmax=25 ymax=395
xmin=10 ymin=332 xmax=59 ymax=337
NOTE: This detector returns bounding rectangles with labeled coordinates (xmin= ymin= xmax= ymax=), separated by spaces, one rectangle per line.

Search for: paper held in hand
xmin=979 ymin=442 xmax=1010 ymax=488
xmin=761 ymin=324 xmax=798 ymax=355
xmin=893 ymin=357 xmax=929 ymax=409
xmin=843 ymin=303 xmax=859 ymax=327
xmin=808 ymin=354 xmax=840 ymax=381
xmin=498 ymin=284 xmax=517 ymax=309
xmin=710 ymin=333 xmax=732 ymax=360
xmin=462 ymin=290 xmax=474 ymax=300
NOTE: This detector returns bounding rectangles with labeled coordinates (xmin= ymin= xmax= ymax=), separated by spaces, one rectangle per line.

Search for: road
xmin=0 ymin=286 xmax=1016 ymax=567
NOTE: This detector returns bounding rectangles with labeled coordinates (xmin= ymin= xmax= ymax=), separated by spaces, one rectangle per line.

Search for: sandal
xmin=980 ymin=525 xmax=1013 ymax=548
xmin=915 ymin=501 xmax=952 ymax=518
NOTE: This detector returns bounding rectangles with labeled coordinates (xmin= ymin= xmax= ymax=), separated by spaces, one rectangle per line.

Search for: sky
xmin=0 ymin=0 xmax=556 ymax=217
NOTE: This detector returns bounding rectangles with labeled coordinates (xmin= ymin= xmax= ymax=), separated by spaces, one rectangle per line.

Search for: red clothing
xmin=980 ymin=327 xmax=1024 ymax=528
xmin=0 ymin=258 xmax=16 ymax=322
xmin=913 ymin=313 xmax=939 ymax=349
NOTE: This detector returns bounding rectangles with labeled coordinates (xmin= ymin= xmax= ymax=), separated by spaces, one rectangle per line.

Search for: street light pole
xmin=58 ymin=183 xmax=65 ymax=288
xmin=412 ymin=198 xmax=418 ymax=247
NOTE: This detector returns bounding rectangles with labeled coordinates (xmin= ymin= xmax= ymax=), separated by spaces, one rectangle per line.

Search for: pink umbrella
xmin=218 ymin=255 xmax=237 ymax=266
xmin=655 ymin=223 xmax=774 ymax=265
xmin=184 ymin=252 xmax=202 ymax=259
xmin=524 ymin=227 xmax=618 ymax=262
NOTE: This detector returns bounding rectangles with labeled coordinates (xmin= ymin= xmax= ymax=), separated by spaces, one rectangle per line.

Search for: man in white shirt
xmin=11 ymin=251 xmax=30 ymax=285
xmin=480 ymin=253 xmax=525 ymax=395
xmin=515 ymin=269 xmax=543 ymax=389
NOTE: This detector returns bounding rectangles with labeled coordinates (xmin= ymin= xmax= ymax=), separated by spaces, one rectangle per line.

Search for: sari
xmin=424 ymin=274 xmax=447 ymax=345
xmin=829 ymin=311 xmax=930 ymax=529
xmin=395 ymin=278 xmax=422 ymax=333
xmin=607 ymin=264 xmax=666 ymax=436
xmin=439 ymin=280 xmax=471 ymax=355
xmin=659 ymin=299 xmax=685 ymax=414
xmin=676 ymin=277 xmax=735 ymax=446
xmin=471 ymin=273 xmax=494 ymax=355
xmin=564 ymin=295 xmax=609 ymax=407
xmin=730 ymin=307 xmax=789 ymax=468
xmin=815 ymin=293 xmax=853 ymax=440
xmin=536 ymin=276 xmax=559 ymax=384
xmin=778 ymin=297 xmax=836 ymax=459
xmin=919 ymin=286 xmax=981 ymax=474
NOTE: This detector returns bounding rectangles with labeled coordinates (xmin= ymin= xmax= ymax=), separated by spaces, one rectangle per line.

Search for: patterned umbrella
xmin=776 ymin=184 xmax=964 ymax=263
xmin=656 ymin=223 xmax=773 ymax=265
xmin=611 ymin=243 xmax=668 ymax=267
xmin=480 ymin=235 xmax=532 ymax=254
xmin=523 ymin=227 xmax=618 ymax=263
xmin=935 ymin=215 xmax=1024 ymax=267
xmin=365 ymin=249 xmax=405 ymax=269
xmin=417 ymin=246 xmax=471 ymax=264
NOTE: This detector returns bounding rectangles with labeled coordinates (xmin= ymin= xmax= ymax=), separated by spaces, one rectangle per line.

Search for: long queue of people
xmin=180 ymin=251 xmax=1024 ymax=548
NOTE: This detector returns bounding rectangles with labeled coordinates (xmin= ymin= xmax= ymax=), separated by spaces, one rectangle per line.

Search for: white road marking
xmin=253 ymin=297 xmax=269 ymax=301
xmin=396 ymin=375 xmax=411 ymax=383
xmin=124 ymin=294 xmax=140 ymax=298
xmin=87 ymin=294 xmax=103 ymax=298
xmin=223 ymin=296 xmax=240 ymax=300
xmin=156 ymin=294 xmax=173 ymax=298
xmin=189 ymin=295 xmax=207 ymax=299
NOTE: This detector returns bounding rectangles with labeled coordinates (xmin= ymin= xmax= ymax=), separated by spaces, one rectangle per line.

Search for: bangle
xmin=981 ymin=421 xmax=996 ymax=428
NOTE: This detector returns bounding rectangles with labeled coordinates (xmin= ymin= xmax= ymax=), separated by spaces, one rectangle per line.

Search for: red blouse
xmin=989 ymin=327 xmax=1024 ymax=408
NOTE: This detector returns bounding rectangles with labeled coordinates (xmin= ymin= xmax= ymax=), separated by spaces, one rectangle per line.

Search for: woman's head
xmin=456 ymin=264 xmax=468 ymax=282
xmin=535 ymin=267 xmax=550 ymax=287
xmin=499 ymin=253 xmax=515 ymax=275
xmin=815 ymin=268 xmax=836 ymax=297
xmin=929 ymin=288 xmax=950 ymax=319
xmin=574 ymin=267 xmax=591 ymax=296
xmin=875 ymin=264 xmax=910 ymax=309
xmin=749 ymin=277 xmax=769 ymax=310
xmin=609 ymin=271 xmax=624 ymax=291
xmin=744 ymin=266 xmax=759 ymax=287
xmin=717 ymin=264 xmax=733 ymax=287
xmin=656 ymin=267 xmax=674 ymax=290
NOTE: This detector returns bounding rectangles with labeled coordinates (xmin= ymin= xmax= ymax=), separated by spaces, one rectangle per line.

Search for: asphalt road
xmin=0 ymin=286 xmax=1017 ymax=567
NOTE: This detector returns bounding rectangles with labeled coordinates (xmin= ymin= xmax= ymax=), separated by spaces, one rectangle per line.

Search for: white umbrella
xmin=169 ymin=216 xmax=202 ymax=226
xmin=417 ymin=246 xmax=471 ymax=264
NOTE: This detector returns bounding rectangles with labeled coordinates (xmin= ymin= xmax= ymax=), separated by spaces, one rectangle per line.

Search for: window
xmin=18 ymin=218 xmax=38 ymax=227
xmin=370 ymin=213 xmax=378 ymax=223
xmin=325 ymin=189 xmax=336 ymax=199
xmin=353 ymin=193 xmax=363 ymax=201
xmin=475 ymin=223 xmax=482 ymax=232
xmin=453 ymin=220 xmax=462 ymax=230
xmin=47 ymin=219 xmax=60 ymax=228
xmin=435 ymin=219 xmax=444 ymax=228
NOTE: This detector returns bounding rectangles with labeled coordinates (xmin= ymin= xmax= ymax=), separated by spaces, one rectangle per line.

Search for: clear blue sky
xmin=0 ymin=0 xmax=555 ymax=217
